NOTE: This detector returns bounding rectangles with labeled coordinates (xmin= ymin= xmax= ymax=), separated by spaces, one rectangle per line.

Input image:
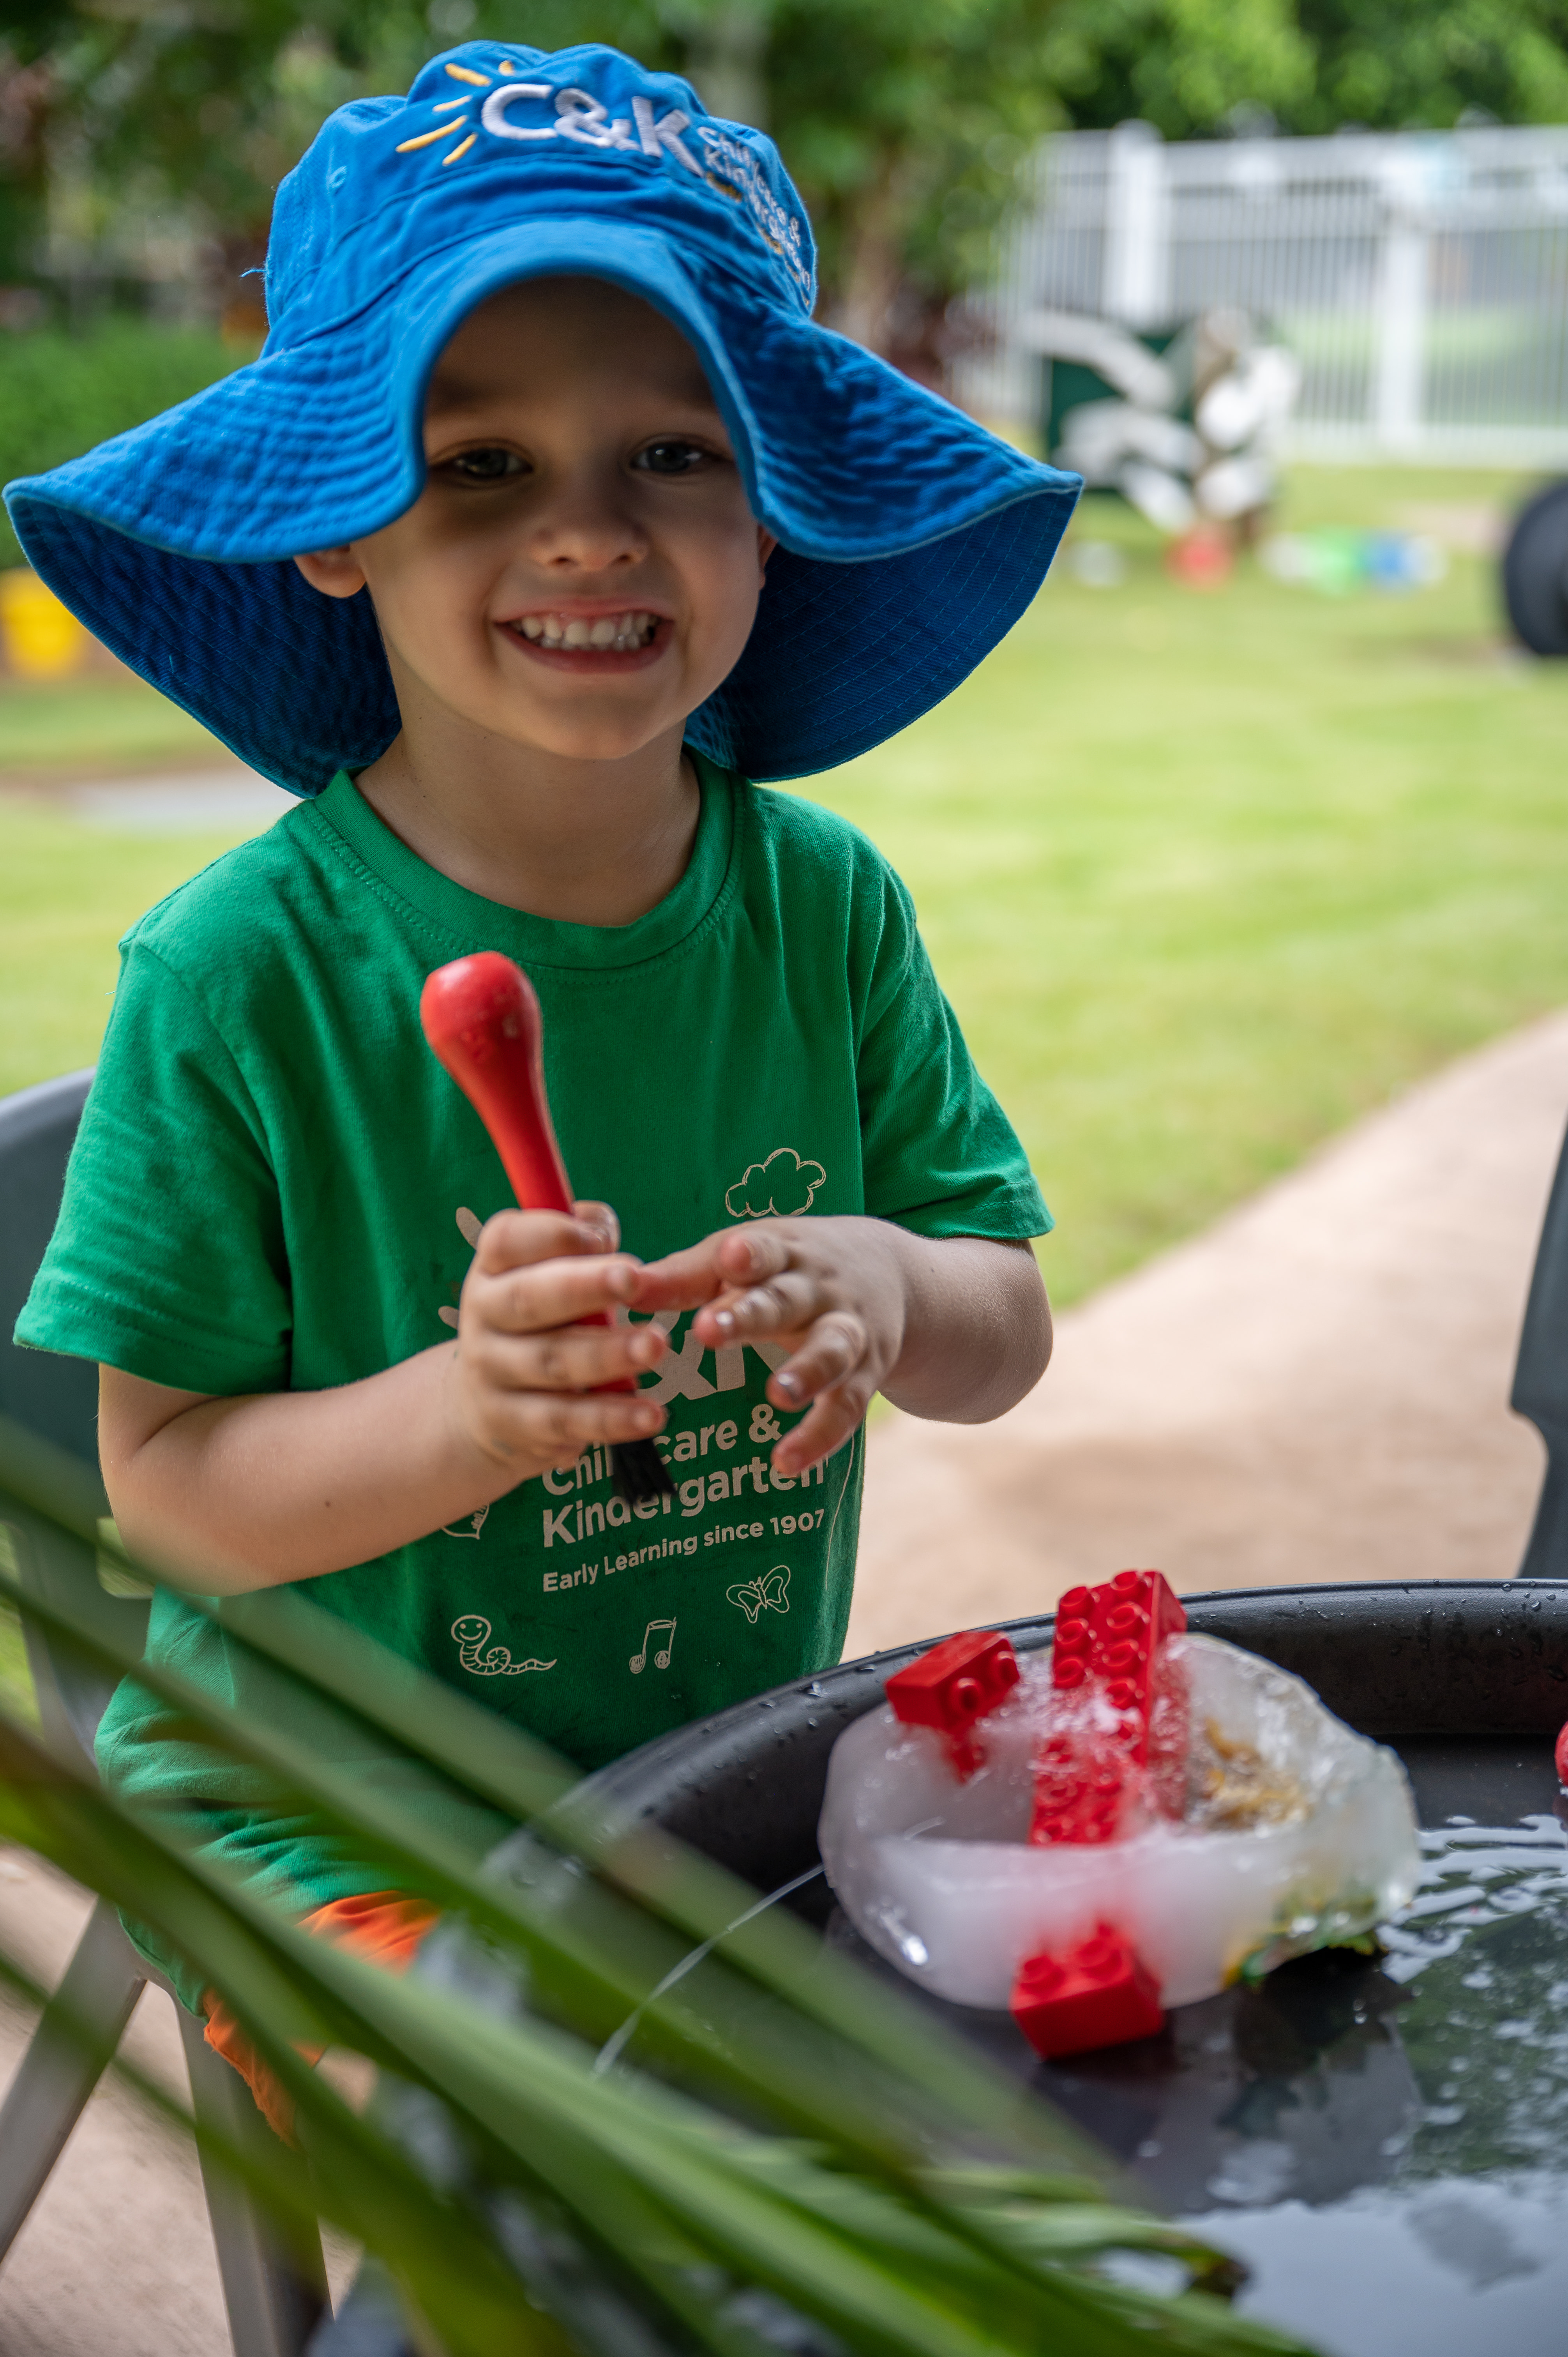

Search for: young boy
xmin=10 ymin=44 xmax=1076 ymax=2041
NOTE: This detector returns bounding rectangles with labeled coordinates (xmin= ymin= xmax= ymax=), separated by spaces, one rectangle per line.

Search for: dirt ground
xmin=5 ymin=1008 xmax=1568 ymax=2354
xmin=847 ymin=1008 xmax=1568 ymax=1655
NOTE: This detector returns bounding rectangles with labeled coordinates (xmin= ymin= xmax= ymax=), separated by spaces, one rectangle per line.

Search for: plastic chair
xmin=1513 ymin=1114 xmax=1568 ymax=1580
xmin=0 ymin=1070 xmax=328 ymax=2357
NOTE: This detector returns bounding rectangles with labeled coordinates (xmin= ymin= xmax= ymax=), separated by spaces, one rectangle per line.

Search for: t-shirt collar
xmin=309 ymin=749 xmax=737 ymax=971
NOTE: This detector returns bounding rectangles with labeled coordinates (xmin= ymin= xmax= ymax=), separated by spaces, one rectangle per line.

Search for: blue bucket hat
xmin=4 ymin=42 xmax=1079 ymax=793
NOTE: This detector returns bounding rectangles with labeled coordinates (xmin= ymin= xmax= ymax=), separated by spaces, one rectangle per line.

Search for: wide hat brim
xmin=5 ymin=218 xmax=1080 ymax=792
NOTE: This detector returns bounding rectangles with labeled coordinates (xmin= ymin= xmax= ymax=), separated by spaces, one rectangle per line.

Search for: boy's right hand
xmin=446 ymin=1200 xmax=669 ymax=1475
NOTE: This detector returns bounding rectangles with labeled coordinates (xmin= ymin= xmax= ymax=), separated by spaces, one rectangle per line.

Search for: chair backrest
xmin=1513 ymin=1116 xmax=1568 ymax=1579
xmin=0 ymin=1071 xmax=151 ymax=1767
xmin=0 ymin=1072 xmax=98 ymax=1461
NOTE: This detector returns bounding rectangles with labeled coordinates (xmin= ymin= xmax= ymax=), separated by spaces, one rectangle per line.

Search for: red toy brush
xmin=419 ymin=951 xmax=673 ymax=1505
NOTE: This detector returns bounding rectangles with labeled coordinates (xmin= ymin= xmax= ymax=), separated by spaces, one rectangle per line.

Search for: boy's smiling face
xmin=295 ymin=276 xmax=774 ymax=765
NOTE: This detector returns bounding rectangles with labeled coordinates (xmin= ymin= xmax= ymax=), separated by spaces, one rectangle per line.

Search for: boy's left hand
xmin=627 ymin=1217 xmax=913 ymax=1475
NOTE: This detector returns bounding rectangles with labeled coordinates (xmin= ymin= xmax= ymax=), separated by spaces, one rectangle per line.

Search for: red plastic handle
xmin=420 ymin=951 xmax=650 ymax=1415
xmin=419 ymin=952 xmax=574 ymax=1217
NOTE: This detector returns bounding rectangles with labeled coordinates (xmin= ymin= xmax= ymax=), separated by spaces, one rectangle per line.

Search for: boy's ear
xmin=757 ymin=526 xmax=777 ymax=579
xmin=293 ymin=546 xmax=367 ymax=600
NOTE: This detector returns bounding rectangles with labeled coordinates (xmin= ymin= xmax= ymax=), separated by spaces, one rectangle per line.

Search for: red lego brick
xmin=1049 ymin=1587 xmax=1094 ymax=1692
xmin=1010 ymin=1924 xmax=1165 ymax=2058
xmin=1035 ymin=1570 xmax=1190 ymax=1841
xmin=1089 ymin=1571 xmax=1188 ymax=1818
xmin=1027 ymin=1733 xmax=1127 ymax=1846
xmin=1556 ymin=1720 xmax=1568 ymax=1789
xmin=885 ymin=1629 xmax=1020 ymax=1779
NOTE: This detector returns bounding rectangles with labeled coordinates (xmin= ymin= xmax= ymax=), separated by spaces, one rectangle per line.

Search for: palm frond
xmin=0 ymin=1416 xmax=1320 ymax=2357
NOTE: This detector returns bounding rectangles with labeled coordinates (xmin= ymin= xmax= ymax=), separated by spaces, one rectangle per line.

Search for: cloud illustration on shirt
xmin=725 ymin=1147 xmax=826 ymax=1220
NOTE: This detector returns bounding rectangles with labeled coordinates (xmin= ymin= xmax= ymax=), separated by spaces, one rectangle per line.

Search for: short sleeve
xmin=855 ymin=869 xmax=1051 ymax=1241
xmin=16 ymin=938 xmax=293 ymax=1394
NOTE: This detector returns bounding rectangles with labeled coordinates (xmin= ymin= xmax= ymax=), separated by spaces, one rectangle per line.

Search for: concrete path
xmin=847 ymin=1009 xmax=1568 ymax=1656
xmin=4 ymin=1009 xmax=1568 ymax=2352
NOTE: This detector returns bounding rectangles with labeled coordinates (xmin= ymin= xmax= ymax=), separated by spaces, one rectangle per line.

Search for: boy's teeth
xmin=517 ymin=611 xmax=658 ymax=650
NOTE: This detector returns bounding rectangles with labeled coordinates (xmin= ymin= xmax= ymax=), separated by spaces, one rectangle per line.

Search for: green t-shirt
xmin=19 ymin=759 xmax=1047 ymax=1937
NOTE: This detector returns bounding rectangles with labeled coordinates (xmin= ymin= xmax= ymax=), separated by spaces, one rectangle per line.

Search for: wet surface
xmin=810 ymin=1735 xmax=1568 ymax=2357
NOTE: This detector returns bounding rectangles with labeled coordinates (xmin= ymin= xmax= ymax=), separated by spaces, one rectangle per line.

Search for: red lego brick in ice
xmin=885 ymin=1629 xmax=1020 ymax=1778
xmin=1556 ymin=1720 xmax=1568 ymax=1790
xmin=1010 ymin=1924 xmax=1165 ymax=2059
xmin=1093 ymin=1570 xmax=1189 ymax=1820
xmin=1027 ymin=1732 xmax=1127 ymax=1846
xmin=1048 ymin=1586 xmax=1096 ymax=1695
xmin=1035 ymin=1583 xmax=1131 ymax=1844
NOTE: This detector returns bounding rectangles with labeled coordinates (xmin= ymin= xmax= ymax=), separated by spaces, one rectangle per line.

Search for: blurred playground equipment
xmin=0 ymin=571 xmax=87 ymax=681
xmin=1028 ymin=304 xmax=1299 ymax=538
xmin=964 ymin=122 xmax=1568 ymax=470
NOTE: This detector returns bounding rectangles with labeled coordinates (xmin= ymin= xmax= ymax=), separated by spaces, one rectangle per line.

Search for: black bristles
xmin=611 ymin=1437 xmax=675 ymax=1504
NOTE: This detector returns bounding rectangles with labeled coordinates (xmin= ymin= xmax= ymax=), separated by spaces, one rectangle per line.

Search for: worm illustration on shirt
xmin=451 ymin=1615 xmax=554 ymax=1676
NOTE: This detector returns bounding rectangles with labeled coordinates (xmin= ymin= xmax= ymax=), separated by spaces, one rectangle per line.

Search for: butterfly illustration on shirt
xmin=726 ymin=1565 xmax=790 ymax=1624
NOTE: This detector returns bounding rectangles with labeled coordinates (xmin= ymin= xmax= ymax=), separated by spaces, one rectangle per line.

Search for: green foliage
xmin=1040 ymin=0 xmax=1312 ymax=138
xmin=0 ymin=320 xmax=242 ymax=564
xmin=1038 ymin=0 xmax=1568 ymax=139
xmin=1293 ymin=0 xmax=1568 ymax=133
xmin=0 ymin=0 xmax=1058 ymax=339
xmin=752 ymin=0 xmax=1062 ymax=334
xmin=8 ymin=0 xmax=1568 ymax=367
xmin=0 ymin=1417 xmax=1314 ymax=2356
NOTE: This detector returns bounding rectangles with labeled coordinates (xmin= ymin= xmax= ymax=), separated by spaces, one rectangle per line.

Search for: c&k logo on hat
xmin=394 ymin=53 xmax=810 ymax=301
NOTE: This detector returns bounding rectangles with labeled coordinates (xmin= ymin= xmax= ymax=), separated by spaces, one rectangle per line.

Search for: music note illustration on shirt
xmin=629 ymin=1617 xmax=676 ymax=1674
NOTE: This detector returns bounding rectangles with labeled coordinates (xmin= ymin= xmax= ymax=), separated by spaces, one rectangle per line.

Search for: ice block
xmin=818 ymin=1632 xmax=1421 ymax=2015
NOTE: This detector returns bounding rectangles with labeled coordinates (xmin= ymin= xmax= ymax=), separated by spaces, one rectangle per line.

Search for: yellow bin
xmin=0 ymin=568 xmax=87 ymax=679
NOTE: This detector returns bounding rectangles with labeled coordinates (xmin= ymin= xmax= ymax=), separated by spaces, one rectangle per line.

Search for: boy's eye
xmin=441 ymin=447 xmax=526 ymax=483
xmin=633 ymin=439 xmax=714 ymax=477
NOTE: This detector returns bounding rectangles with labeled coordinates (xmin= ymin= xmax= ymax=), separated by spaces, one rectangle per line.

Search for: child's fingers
xmin=694 ymin=1265 xmax=824 ymax=1346
xmin=571 ymin=1200 xmax=620 ymax=1253
xmin=465 ymin=1317 xmax=667 ymax=1393
xmin=771 ymin=1383 xmax=865 ymax=1477
xmin=475 ymin=1207 xmax=630 ymax=1274
xmin=622 ymin=1233 xmax=730 ymax=1311
xmin=473 ymin=1250 xmax=649 ymax=1336
xmin=486 ymin=1387 xmax=666 ymax=1465
xmin=765 ymin=1310 xmax=867 ymax=1410
xmin=713 ymin=1227 xmax=793 ymax=1286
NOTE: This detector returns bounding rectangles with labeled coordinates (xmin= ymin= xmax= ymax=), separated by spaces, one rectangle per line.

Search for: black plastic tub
xmin=570 ymin=1581 xmax=1568 ymax=2357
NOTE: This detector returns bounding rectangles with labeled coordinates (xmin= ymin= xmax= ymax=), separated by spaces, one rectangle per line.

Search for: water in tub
xmin=816 ymin=1639 xmax=1568 ymax=2357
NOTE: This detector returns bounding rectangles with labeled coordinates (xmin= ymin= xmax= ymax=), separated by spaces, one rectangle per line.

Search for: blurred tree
xmin=1039 ymin=0 xmax=1312 ymax=141
xmin=1293 ymin=0 xmax=1568 ymax=132
xmin=1038 ymin=0 xmax=1568 ymax=139
xmin=0 ymin=0 xmax=1064 ymax=360
xmin=5 ymin=0 xmax=1568 ymax=364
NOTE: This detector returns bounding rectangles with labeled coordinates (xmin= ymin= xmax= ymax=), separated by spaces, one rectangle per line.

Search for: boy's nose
xmin=527 ymin=484 xmax=647 ymax=573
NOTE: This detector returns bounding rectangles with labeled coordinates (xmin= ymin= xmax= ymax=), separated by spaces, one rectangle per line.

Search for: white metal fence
xmin=963 ymin=122 xmax=1568 ymax=465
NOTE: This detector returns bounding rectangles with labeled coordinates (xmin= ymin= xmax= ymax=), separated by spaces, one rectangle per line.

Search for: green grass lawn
xmin=3 ymin=464 xmax=1567 ymax=1320
xmin=0 ymin=673 xmax=219 ymax=775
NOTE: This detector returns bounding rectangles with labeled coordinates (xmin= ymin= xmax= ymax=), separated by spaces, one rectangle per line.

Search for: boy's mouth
xmin=505 ymin=610 xmax=662 ymax=655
